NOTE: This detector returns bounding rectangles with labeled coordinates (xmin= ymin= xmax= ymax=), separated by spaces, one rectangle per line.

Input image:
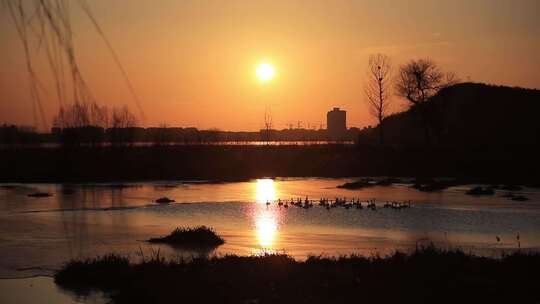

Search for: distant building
xmin=327 ymin=107 xmax=346 ymax=140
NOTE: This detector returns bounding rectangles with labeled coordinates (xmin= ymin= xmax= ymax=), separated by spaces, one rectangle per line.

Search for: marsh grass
xmin=147 ymin=226 xmax=225 ymax=248
xmin=55 ymin=245 xmax=540 ymax=304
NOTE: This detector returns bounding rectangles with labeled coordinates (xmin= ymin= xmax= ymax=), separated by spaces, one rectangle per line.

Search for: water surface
xmin=0 ymin=276 xmax=107 ymax=304
xmin=1 ymin=178 xmax=539 ymax=280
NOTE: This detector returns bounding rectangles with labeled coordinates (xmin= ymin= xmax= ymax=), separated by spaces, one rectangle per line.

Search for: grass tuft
xmin=147 ymin=226 xmax=225 ymax=248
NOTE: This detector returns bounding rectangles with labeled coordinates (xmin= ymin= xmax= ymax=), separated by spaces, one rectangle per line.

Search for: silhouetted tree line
xmin=2 ymin=119 xmax=360 ymax=147
xmin=50 ymin=102 xmax=139 ymax=145
xmin=45 ymin=127 xmax=359 ymax=145
xmin=0 ymin=102 xmax=356 ymax=146
xmin=0 ymin=124 xmax=44 ymax=145
xmin=0 ymin=125 xmax=360 ymax=146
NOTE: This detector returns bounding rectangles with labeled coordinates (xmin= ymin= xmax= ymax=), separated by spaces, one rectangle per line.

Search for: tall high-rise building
xmin=327 ymin=107 xmax=346 ymax=139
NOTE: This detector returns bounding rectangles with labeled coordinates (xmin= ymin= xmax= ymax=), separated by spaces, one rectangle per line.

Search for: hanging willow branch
xmin=2 ymin=0 xmax=144 ymax=130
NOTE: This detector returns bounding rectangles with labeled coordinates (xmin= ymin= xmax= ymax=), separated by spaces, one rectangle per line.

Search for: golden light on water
xmin=253 ymin=179 xmax=280 ymax=250
xmin=255 ymin=214 xmax=278 ymax=248
xmin=255 ymin=179 xmax=276 ymax=203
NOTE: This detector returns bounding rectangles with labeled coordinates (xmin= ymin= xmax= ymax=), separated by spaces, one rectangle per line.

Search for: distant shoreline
xmin=1 ymin=144 xmax=539 ymax=185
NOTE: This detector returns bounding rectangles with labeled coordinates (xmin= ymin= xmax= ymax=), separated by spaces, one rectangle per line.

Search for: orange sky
xmin=1 ymin=0 xmax=539 ymax=131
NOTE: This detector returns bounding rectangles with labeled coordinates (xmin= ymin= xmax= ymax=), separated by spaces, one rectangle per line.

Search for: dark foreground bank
xmin=55 ymin=247 xmax=540 ymax=304
xmin=1 ymin=144 xmax=540 ymax=184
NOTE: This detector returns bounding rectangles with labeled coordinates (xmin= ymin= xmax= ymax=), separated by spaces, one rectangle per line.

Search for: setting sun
xmin=256 ymin=62 xmax=275 ymax=82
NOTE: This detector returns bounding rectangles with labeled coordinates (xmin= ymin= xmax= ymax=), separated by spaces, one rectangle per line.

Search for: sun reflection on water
xmin=252 ymin=179 xmax=281 ymax=251
xmin=255 ymin=214 xmax=278 ymax=248
xmin=255 ymin=179 xmax=277 ymax=203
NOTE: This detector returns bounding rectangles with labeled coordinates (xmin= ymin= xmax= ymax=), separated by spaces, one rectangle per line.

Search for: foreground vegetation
xmin=55 ymin=247 xmax=540 ymax=304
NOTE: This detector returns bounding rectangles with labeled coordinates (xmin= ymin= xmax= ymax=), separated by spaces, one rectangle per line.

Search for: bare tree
xmin=111 ymin=105 xmax=137 ymax=129
xmin=90 ymin=103 xmax=109 ymax=128
xmin=263 ymin=110 xmax=273 ymax=144
xmin=395 ymin=58 xmax=458 ymax=144
xmin=53 ymin=102 xmax=108 ymax=129
xmin=364 ymin=54 xmax=392 ymax=145
xmin=396 ymin=58 xmax=457 ymax=105
xmin=109 ymin=105 xmax=138 ymax=144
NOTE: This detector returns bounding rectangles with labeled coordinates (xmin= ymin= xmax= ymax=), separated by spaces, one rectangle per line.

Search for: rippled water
xmin=1 ymin=178 xmax=539 ymax=280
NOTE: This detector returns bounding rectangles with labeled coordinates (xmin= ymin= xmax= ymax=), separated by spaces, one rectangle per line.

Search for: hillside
xmin=359 ymin=83 xmax=540 ymax=146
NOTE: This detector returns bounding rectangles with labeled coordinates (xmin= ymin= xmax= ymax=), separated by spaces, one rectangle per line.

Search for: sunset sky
xmin=1 ymin=0 xmax=539 ymax=131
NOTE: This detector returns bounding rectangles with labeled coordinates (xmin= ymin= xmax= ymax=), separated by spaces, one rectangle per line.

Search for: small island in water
xmin=147 ymin=226 xmax=225 ymax=248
